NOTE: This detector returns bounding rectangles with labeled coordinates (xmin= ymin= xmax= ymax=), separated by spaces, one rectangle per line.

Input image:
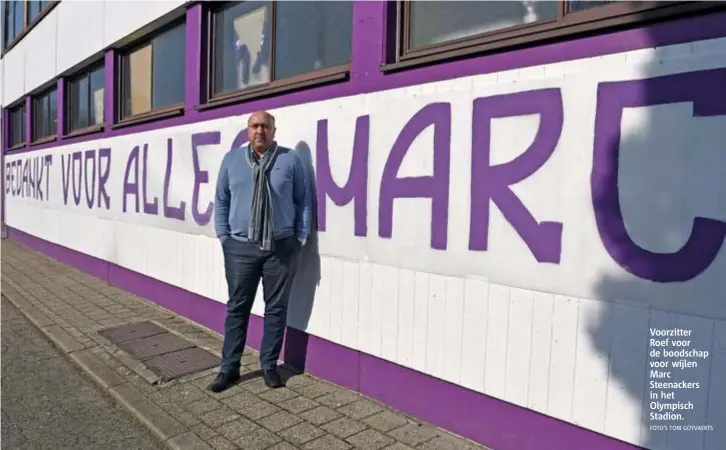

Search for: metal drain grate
xmin=99 ymin=321 xmax=166 ymax=344
xmin=144 ymin=347 xmax=220 ymax=382
xmin=117 ymin=332 xmax=195 ymax=361
xmin=99 ymin=321 xmax=220 ymax=382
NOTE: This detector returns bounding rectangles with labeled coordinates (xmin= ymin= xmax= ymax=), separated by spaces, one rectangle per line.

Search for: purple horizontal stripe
xmin=5 ymin=8 xmax=726 ymax=156
xmin=7 ymin=227 xmax=642 ymax=450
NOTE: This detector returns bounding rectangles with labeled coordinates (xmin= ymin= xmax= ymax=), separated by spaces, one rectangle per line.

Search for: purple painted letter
xmin=141 ymin=144 xmax=159 ymax=215
xmin=316 ymin=115 xmax=369 ymax=236
xmin=379 ymin=103 xmax=451 ymax=250
xmin=592 ymin=68 xmax=726 ymax=282
xmin=123 ymin=145 xmax=140 ymax=213
xmin=98 ymin=148 xmax=111 ymax=210
xmin=84 ymin=150 xmax=96 ymax=209
xmin=191 ymin=131 xmax=220 ymax=226
xmin=470 ymin=89 xmax=564 ymax=263
xmin=163 ymin=138 xmax=186 ymax=220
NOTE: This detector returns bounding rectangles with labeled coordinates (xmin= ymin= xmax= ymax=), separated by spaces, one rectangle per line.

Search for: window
xmin=391 ymin=1 xmax=722 ymax=69
xmin=68 ymin=64 xmax=105 ymax=133
xmin=32 ymin=87 xmax=58 ymax=142
xmin=28 ymin=1 xmax=51 ymax=23
xmin=119 ymin=21 xmax=186 ymax=121
xmin=3 ymin=0 xmax=55 ymax=50
xmin=568 ymin=1 xmax=618 ymax=12
xmin=208 ymin=1 xmax=353 ymax=101
xmin=3 ymin=1 xmax=24 ymax=45
xmin=8 ymin=103 xmax=26 ymax=148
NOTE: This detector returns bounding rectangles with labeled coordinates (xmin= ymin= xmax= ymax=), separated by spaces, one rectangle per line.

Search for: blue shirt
xmin=214 ymin=145 xmax=312 ymax=244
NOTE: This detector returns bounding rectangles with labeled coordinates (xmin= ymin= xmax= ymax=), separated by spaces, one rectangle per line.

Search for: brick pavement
xmin=1 ymin=239 xmax=488 ymax=450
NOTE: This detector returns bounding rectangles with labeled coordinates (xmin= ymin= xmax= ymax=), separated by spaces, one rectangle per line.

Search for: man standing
xmin=210 ymin=111 xmax=311 ymax=392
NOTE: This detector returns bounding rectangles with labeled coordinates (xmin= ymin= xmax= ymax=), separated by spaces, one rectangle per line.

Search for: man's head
xmin=247 ymin=111 xmax=276 ymax=153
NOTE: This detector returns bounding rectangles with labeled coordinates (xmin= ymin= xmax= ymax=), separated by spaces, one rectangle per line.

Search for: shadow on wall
xmin=588 ymin=17 xmax=726 ymax=450
xmin=282 ymin=140 xmax=321 ymax=371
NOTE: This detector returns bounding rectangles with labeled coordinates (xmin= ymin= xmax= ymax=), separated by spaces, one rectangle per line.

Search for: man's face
xmin=248 ymin=113 xmax=275 ymax=152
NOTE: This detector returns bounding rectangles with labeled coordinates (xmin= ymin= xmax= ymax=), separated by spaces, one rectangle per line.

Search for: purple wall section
xmin=1 ymin=109 xmax=6 ymax=232
xmin=8 ymin=226 xmax=643 ymax=450
xmin=184 ymin=4 xmax=202 ymax=117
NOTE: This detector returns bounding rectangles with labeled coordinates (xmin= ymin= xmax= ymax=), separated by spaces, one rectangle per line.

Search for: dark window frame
xmin=31 ymin=85 xmax=58 ymax=144
xmin=2 ymin=0 xmax=58 ymax=55
xmin=7 ymin=102 xmax=27 ymax=150
xmin=384 ymin=1 xmax=726 ymax=72
xmin=66 ymin=61 xmax=106 ymax=138
xmin=115 ymin=18 xmax=187 ymax=129
xmin=198 ymin=0 xmax=352 ymax=111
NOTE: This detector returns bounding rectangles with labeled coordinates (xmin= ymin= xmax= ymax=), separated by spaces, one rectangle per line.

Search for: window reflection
xmin=214 ymin=1 xmax=271 ymax=95
xmin=568 ymin=1 xmax=618 ymax=12
xmin=409 ymin=1 xmax=558 ymax=50
xmin=211 ymin=1 xmax=353 ymax=97
xmin=121 ymin=22 xmax=186 ymax=118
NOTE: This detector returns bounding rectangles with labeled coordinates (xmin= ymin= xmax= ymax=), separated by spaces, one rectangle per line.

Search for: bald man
xmin=210 ymin=111 xmax=312 ymax=392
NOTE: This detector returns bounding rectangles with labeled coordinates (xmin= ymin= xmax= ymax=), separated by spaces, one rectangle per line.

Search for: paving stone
xmin=188 ymin=397 xmax=224 ymax=416
xmin=163 ymin=402 xmax=202 ymax=427
xmin=149 ymin=390 xmax=175 ymax=407
xmin=44 ymin=325 xmax=85 ymax=353
xmin=301 ymin=434 xmax=353 ymax=450
xmin=386 ymin=423 xmax=439 ymax=447
xmin=345 ymin=429 xmax=395 ymax=449
xmin=336 ymin=399 xmax=384 ymax=420
xmin=258 ymin=387 xmax=299 ymax=404
xmin=322 ymin=417 xmax=367 ymax=439
xmin=178 ymin=367 xmax=219 ymax=384
xmin=68 ymin=348 xmax=124 ymax=389
xmin=242 ymin=376 xmax=272 ymax=394
xmin=362 ymin=412 xmax=408 ymax=433
xmin=200 ymin=406 xmax=241 ymax=428
xmin=193 ymin=374 xmax=219 ymax=391
xmin=207 ymin=435 xmax=237 ymax=450
xmin=191 ymin=423 xmax=218 ymax=441
xmin=316 ymin=390 xmax=360 ymax=408
xmin=281 ymin=372 xmax=315 ymax=388
xmin=168 ymin=431 xmax=214 ymax=450
xmin=167 ymin=384 xmax=209 ymax=405
xmin=222 ymin=390 xmax=264 ymax=410
xmin=298 ymin=406 xmax=342 ymax=426
xmin=215 ymin=416 xmax=259 ymax=440
xmin=232 ymin=399 xmax=278 ymax=421
xmin=235 ymin=427 xmax=282 ymax=449
xmin=211 ymin=380 xmax=250 ymax=399
xmin=268 ymin=442 xmax=300 ymax=450
xmin=258 ymin=410 xmax=303 ymax=432
xmin=381 ymin=444 xmax=414 ymax=450
xmin=418 ymin=434 xmax=481 ymax=450
xmin=277 ymin=421 xmax=326 ymax=446
xmin=108 ymin=383 xmax=186 ymax=441
xmin=278 ymin=396 xmax=320 ymax=414
xmin=293 ymin=381 xmax=339 ymax=399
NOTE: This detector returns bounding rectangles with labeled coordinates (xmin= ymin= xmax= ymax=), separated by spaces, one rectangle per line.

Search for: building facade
xmin=2 ymin=1 xmax=726 ymax=449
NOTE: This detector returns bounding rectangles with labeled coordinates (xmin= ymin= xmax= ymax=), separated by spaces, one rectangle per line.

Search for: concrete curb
xmin=2 ymin=290 xmax=211 ymax=450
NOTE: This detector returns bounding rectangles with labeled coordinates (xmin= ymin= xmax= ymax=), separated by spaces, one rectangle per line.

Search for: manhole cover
xmin=99 ymin=321 xmax=166 ymax=344
xmin=145 ymin=347 xmax=220 ymax=381
xmin=117 ymin=332 xmax=195 ymax=361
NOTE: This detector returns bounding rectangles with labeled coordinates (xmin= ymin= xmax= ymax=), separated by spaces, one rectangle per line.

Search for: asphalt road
xmin=1 ymin=296 xmax=165 ymax=450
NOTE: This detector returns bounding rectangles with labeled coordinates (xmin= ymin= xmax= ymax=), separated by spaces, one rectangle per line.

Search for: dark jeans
xmin=220 ymin=235 xmax=300 ymax=374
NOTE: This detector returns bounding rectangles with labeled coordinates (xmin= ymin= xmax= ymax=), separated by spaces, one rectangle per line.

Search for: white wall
xmin=1 ymin=0 xmax=187 ymax=105
xmin=5 ymin=36 xmax=726 ymax=449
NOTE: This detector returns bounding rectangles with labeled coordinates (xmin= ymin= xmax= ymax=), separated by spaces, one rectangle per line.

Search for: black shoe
xmin=262 ymin=368 xmax=284 ymax=389
xmin=207 ymin=371 xmax=240 ymax=393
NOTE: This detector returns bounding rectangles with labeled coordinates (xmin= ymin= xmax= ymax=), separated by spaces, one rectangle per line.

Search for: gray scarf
xmin=247 ymin=141 xmax=279 ymax=251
